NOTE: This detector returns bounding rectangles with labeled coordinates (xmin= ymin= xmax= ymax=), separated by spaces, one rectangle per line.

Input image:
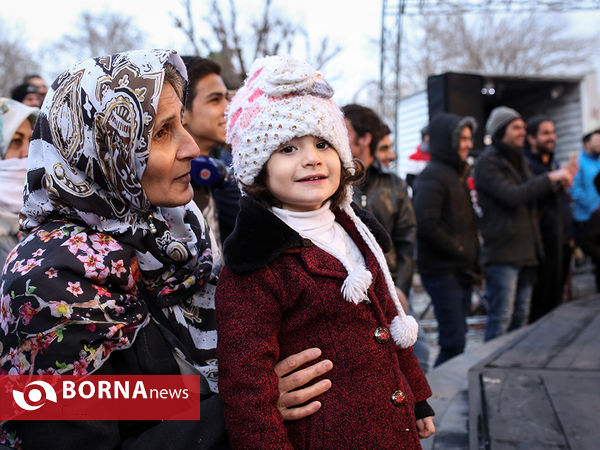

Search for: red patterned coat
xmin=216 ymin=197 xmax=433 ymax=449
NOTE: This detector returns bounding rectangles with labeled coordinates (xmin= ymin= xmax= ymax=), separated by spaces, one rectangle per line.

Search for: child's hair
xmin=243 ymin=154 xmax=365 ymax=209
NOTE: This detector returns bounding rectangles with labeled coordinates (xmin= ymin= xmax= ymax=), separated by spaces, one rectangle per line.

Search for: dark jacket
xmin=414 ymin=113 xmax=480 ymax=278
xmin=216 ymin=197 xmax=432 ymax=449
xmin=352 ymin=159 xmax=416 ymax=295
xmin=4 ymin=320 xmax=228 ymax=450
xmin=523 ymin=147 xmax=573 ymax=243
xmin=474 ymin=142 xmax=554 ymax=266
xmin=210 ymin=147 xmax=240 ymax=242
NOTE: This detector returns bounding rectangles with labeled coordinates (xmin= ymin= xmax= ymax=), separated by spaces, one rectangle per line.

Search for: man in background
xmin=524 ymin=116 xmax=576 ymax=322
xmin=571 ymin=129 xmax=600 ymax=292
xmin=474 ymin=106 xmax=574 ymax=341
xmin=10 ymin=83 xmax=41 ymax=107
xmin=375 ymin=123 xmax=396 ymax=168
xmin=23 ymin=74 xmax=48 ymax=103
xmin=414 ymin=112 xmax=480 ymax=366
xmin=182 ymin=56 xmax=239 ymax=244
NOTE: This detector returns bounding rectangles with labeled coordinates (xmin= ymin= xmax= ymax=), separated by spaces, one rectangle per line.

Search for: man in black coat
xmin=524 ymin=116 xmax=576 ymax=322
xmin=474 ymin=106 xmax=574 ymax=341
xmin=414 ymin=112 xmax=480 ymax=366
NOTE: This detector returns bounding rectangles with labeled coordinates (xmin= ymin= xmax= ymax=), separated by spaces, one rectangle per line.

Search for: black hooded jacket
xmin=413 ymin=113 xmax=480 ymax=278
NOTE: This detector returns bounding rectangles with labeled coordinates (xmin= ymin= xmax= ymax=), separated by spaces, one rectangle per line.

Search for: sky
xmin=0 ymin=0 xmax=382 ymax=105
xmin=1 ymin=1 xmax=599 ymax=106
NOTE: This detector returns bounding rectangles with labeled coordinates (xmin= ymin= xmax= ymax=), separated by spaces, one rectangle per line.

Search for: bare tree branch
xmin=0 ymin=22 xmax=41 ymax=96
xmin=170 ymin=0 xmax=343 ymax=88
xmin=400 ymin=12 xmax=598 ymax=94
xmin=228 ymin=0 xmax=246 ymax=76
xmin=55 ymin=11 xmax=145 ymax=61
xmin=253 ymin=0 xmax=272 ymax=60
xmin=171 ymin=0 xmax=201 ymax=56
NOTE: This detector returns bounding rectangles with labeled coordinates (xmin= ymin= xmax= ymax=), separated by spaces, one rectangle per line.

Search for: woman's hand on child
xmin=416 ymin=416 xmax=435 ymax=439
xmin=274 ymin=347 xmax=333 ymax=421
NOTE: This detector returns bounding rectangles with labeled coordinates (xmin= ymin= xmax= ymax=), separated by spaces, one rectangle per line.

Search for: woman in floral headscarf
xmin=0 ymin=49 xmax=224 ymax=449
xmin=0 ymin=98 xmax=38 ymax=267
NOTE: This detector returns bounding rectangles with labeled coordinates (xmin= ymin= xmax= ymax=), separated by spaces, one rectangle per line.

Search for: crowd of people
xmin=0 ymin=48 xmax=599 ymax=449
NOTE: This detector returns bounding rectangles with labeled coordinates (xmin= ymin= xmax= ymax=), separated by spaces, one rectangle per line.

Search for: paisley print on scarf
xmin=1 ymin=50 xmax=217 ymax=390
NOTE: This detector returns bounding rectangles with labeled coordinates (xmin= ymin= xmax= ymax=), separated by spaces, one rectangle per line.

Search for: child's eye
xmin=279 ymin=145 xmax=296 ymax=154
xmin=316 ymin=140 xmax=331 ymax=149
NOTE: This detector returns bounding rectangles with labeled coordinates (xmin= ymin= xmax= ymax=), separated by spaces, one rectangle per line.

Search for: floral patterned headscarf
xmin=24 ymin=49 xmax=182 ymax=234
xmin=0 ymin=50 xmax=217 ymax=387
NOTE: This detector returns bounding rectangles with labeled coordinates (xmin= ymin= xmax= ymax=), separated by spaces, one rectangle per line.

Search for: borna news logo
xmin=12 ymin=380 xmax=58 ymax=411
xmin=0 ymin=375 xmax=201 ymax=420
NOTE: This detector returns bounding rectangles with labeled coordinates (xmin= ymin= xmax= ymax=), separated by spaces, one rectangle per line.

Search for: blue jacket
xmin=570 ymin=151 xmax=600 ymax=222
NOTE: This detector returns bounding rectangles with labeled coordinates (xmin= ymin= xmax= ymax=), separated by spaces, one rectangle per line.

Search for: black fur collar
xmin=223 ymin=196 xmax=392 ymax=273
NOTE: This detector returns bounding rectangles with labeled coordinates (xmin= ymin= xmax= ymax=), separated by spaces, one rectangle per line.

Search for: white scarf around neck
xmin=271 ymin=202 xmax=373 ymax=304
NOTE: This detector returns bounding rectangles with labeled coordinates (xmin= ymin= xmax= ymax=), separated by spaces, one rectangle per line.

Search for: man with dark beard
xmin=524 ymin=116 xmax=577 ymax=322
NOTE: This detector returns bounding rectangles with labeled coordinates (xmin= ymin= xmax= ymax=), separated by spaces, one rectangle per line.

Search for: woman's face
xmin=4 ymin=118 xmax=33 ymax=160
xmin=141 ymin=82 xmax=200 ymax=207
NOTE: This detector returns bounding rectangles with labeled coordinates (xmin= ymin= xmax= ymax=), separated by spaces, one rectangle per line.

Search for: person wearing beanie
xmin=10 ymin=82 xmax=42 ymax=107
xmin=216 ymin=55 xmax=434 ymax=448
xmin=474 ymin=106 xmax=575 ymax=341
xmin=414 ymin=112 xmax=481 ymax=367
xmin=524 ymin=116 xmax=577 ymax=322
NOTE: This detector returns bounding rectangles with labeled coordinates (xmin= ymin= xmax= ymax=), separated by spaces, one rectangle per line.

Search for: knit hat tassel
xmin=346 ymin=206 xmax=419 ymax=348
xmin=341 ymin=266 xmax=372 ymax=304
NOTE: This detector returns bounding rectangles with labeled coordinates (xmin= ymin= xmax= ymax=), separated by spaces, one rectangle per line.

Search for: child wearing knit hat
xmin=215 ymin=56 xmax=434 ymax=448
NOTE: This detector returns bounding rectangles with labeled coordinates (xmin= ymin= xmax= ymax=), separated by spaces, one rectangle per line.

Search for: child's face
xmin=266 ymin=135 xmax=341 ymax=212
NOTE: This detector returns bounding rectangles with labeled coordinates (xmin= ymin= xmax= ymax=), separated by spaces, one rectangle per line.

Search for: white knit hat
xmin=226 ymin=55 xmax=418 ymax=348
xmin=227 ymin=56 xmax=353 ymax=189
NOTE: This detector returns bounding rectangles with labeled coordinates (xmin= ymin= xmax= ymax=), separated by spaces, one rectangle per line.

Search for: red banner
xmin=0 ymin=375 xmax=200 ymax=421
